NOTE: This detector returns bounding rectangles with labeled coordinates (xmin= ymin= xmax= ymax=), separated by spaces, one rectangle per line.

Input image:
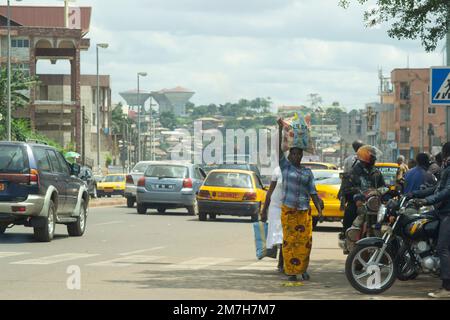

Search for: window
xmin=204 ymin=172 xmax=253 ymax=188
xmin=0 ymin=145 xmax=29 ymax=174
xmin=428 ymin=107 xmax=436 ymax=114
xmin=11 ymin=39 xmax=30 ymax=48
xmin=400 ymin=105 xmax=411 ymax=121
xmin=400 ymin=127 xmax=410 ymax=143
xmin=55 ymin=152 xmax=70 ymax=176
xmin=400 ymin=82 xmax=410 ymax=100
xmin=47 ymin=150 xmax=64 ymax=174
xmin=32 ymin=148 xmax=51 ymax=173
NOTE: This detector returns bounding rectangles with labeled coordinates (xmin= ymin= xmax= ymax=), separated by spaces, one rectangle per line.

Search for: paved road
xmin=0 ymin=205 xmax=441 ymax=300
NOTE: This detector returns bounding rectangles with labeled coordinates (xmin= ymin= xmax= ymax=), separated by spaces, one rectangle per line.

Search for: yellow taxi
xmin=310 ymin=170 xmax=343 ymax=226
xmin=303 ymin=162 xmax=339 ymax=170
xmin=375 ymin=163 xmax=400 ymax=188
xmin=97 ymin=174 xmax=127 ymax=198
xmin=197 ymin=169 xmax=267 ymax=222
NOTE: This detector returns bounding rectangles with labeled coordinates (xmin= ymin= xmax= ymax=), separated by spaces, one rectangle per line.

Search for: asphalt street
xmin=0 ymin=204 xmax=442 ymax=300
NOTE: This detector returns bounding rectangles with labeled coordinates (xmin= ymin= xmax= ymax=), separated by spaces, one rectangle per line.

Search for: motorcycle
xmin=339 ymin=187 xmax=393 ymax=253
xmin=345 ymin=196 xmax=438 ymax=295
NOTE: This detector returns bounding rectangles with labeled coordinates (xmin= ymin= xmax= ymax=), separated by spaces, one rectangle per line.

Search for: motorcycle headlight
xmin=367 ymin=196 xmax=381 ymax=212
xmin=377 ymin=205 xmax=386 ymax=224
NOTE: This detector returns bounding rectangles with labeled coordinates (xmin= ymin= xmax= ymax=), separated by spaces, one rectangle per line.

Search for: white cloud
xmin=21 ymin=0 xmax=444 ymax=109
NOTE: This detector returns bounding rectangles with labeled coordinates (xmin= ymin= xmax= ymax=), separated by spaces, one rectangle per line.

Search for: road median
xmin=89 ymin=197 xmax=126 ymax=208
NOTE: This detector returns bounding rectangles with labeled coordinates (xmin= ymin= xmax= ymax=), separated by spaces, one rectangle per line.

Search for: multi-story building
xmin=340 ymin=109 xmax=367 ymax=157
xmin=0 ymin=5 xmax=92 ymax=155
xmin=27 ymin=74 xmax=112 ymax=167
xmin=391 ymin=69 xmax=447 ymax=159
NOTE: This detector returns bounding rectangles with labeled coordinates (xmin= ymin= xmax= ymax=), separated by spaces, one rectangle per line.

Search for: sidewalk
xmin=89 ymin=197 xmax=126 ymax=208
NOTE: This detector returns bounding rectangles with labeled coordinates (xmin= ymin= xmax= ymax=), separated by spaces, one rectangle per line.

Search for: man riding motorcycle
xmin=411 ymin=142 xmax=450 ymax=298
xmin=339 ymin=145 xmax=386 ymax=253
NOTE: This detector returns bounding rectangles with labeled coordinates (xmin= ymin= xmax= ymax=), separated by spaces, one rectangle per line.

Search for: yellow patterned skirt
xmin=281 ymin=205 xmax=313 ymax=276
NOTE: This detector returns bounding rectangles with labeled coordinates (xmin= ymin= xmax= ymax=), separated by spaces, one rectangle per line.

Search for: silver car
xmin=136 ymin=163 xmax=206 ymax=215
xmin=125 ymin=161 xmax=158 ymax=208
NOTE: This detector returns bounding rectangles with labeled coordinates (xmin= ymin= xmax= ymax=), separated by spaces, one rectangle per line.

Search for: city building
xmin=339 ymin=109 xmax=367 ymax=157
xmin=0 ymin=5 xmax=92 ymax=154
xmin=391 ymin=68 xmax=447 ymax=158
xmin=151 ymin=86 xmax=195 ymax=117
xmin=23 ymin=74 xmax=112 ymax=167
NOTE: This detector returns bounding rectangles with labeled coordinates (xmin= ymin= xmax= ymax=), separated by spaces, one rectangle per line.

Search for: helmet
xmin=357 ymin=145 xmax=379 ymax=165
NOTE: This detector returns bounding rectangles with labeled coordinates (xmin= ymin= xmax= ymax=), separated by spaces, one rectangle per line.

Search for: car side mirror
xmin=71 ymin=164 xmax=81 ymax=176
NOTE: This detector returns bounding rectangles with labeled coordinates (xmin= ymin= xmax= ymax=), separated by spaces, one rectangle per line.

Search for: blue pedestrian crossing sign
xmin=431 ymin=67 xmax=450 ymax=105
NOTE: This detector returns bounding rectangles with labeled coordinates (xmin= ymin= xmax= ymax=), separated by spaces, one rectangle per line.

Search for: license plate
xmin=0 ymin=183 xmax=4 ymax=191
xmin=217 ymin=192 xmax=239 ymax=199
xmin=157 ymin=185 xmax=174 ymax=190
xmin=105 ymin=189 xmax=113 ymax=193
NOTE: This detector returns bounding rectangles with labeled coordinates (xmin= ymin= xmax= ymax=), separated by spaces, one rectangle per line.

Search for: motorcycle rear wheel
xmin=345 ymin=244 xmax=396 ymax=295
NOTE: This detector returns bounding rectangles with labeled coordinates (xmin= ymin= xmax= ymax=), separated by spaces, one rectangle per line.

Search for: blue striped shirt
xmin=280 ymin=155 xmax=317 ymax=210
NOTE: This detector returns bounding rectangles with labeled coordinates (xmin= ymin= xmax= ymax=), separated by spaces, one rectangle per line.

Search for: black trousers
xmin=438 ymin=214 xmax=450 ymax=281
xmin=343 ymin=201 xmax=358 ymax=233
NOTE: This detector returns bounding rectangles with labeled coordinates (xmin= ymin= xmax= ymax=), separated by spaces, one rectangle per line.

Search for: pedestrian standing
xmin=261 ymin=166 xmax=284 ymax=272
xmin=396 ymin=155 xmax=409 ymax=187
xmin=277 ymin=119 xmax=323 ymax=282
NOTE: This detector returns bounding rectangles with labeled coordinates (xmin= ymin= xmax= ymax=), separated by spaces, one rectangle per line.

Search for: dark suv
xmin=0 ymin=142 xmax=89 ymax=242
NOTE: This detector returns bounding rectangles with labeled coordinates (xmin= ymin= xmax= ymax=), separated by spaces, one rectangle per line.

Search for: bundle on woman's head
xmin=279 ymin=113 xmax=314 ymax=155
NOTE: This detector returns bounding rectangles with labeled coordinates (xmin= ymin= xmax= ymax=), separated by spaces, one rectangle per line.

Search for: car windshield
xmin=132 ymin=163 xmax=150 ymax=173
xmin=312 ymin=171 xmax=341 ymax=185
xmin=145 ymin=165 xmax=188 ymax=179
xmin=205 ymin=172 xmax=253 ymax=188
xmin=304 ymin=163 xmax=331 ymax=170
xmin=104 ymin=175 xmax=125 ymax=183
xmin=377 ymin=166 xmax=398 ymax=186
xmin=0 ymin=145 xmax=29 ymax=174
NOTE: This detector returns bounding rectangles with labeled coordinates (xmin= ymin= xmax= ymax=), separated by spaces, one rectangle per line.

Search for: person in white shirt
xmin=261 ymin=166 xmax=284 ymax=272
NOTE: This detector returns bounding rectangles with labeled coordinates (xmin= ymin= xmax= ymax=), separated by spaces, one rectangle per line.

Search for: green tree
xmin=160 ymin=111 xmax=178 ymax=130
xmin=339 ymin=0 xmax=450 ymax=52
xmin=0 ymin=68 xmax=39 ymax=140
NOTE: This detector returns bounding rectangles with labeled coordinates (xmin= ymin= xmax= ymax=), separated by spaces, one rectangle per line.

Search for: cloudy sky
xmin=25 ymin=0 xmax=445 ymax=110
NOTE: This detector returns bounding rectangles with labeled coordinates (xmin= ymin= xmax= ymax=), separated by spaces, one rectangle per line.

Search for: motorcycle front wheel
xmin=345 ymin=244 xmax=396 ymax=295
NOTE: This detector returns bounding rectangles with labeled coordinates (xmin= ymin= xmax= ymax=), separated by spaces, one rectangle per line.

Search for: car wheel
xmin=34 ymin=200 xmax=56 ymax=243
xmin=107 ymin=195 xmax=112 ymax=198
xmin=157 ymin=208 xmax=166 ymax=214
xmin=209 ymin=214 xmax=217 ymax=220
xmin=0 ymin=223 xmax=8 ymax=235
xmin=137 ymin=203 xmax=147 ymax=215
xmin=67 ymin=199 xmax=87 ymax=237
xmin=187 ymin=199 xmax=199 ymax=216
xmin=127 ymin=197 xmax=135 ymax=208
xmin=199 ymin=212 xmax=207 ymax=221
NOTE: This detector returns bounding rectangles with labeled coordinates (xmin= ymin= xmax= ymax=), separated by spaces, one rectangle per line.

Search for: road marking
xmin=92 ymin=221 xmax=124 ymax=226
xmin=11 ymin=253 xmax=99 ymax=265
xmin=119 ymin=247 xmax=166 ymax=256
xmin=168 ymin=257 xmax=234 ymax=270
xmin=0 ymin=252 xmax=29 ymax=259
xmin=87 ymin=255 xmax=166 ymax=267
xmin=239 ymin=260 xmax=277 ymax=270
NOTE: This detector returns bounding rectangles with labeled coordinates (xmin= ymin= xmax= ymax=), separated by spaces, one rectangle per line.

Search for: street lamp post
xmin=137 ymin=72 xmax=147 ymax=162
xmin=96 ymin=43 xmax=109 ymax=172
xmin=6 ymin=0 xmax=22 ymax=141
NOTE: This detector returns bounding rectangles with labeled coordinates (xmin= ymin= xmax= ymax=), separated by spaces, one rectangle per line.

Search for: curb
xmin=89 ymin=198 xmax=126 ymax=208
